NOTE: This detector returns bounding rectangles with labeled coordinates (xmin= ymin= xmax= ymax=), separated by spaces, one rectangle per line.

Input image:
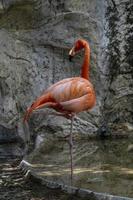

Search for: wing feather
xmin=48 ymin=77 xmax=94 ymax=103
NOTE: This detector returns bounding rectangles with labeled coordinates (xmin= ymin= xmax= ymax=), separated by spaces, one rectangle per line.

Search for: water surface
xmin=28 ymin=138 xmax=133 ymax=198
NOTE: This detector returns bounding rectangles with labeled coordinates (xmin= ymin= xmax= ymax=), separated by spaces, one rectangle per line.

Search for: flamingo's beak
xmin=69 ymin=55 xmax=73 ymax=62
xmin=69 ymin=47 xmax=75 ymax=62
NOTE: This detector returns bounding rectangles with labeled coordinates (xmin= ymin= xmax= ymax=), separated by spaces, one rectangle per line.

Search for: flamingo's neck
xmin=81 ymin=43 xmax=90 ymax=80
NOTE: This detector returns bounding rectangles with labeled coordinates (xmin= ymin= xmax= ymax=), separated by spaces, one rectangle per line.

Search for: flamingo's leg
xmin=69 ymin=114 xmax=75 ymax=185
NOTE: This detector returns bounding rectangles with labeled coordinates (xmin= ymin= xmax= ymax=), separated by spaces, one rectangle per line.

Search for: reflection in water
xmin=28 ymin=138 xmax=133 ymax=198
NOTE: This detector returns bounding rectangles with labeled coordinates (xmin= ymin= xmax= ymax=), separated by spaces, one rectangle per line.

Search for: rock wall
xmin=99 ymin=0 xmax=133 ymax=136
xmin=0 ymin=0 xmax=132 ymax=152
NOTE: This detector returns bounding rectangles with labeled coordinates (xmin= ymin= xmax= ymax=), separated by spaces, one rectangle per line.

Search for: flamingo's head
xmin=69 ymin=39 xmax=87 ymax=61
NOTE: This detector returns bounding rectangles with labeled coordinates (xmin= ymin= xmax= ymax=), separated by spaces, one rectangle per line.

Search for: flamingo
xmin=23 ymin=39 xmax=96 ymax=184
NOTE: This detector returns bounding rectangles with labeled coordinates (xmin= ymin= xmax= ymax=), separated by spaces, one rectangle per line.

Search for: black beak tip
xmin=69 ymin=55 xmax=73 ymax=62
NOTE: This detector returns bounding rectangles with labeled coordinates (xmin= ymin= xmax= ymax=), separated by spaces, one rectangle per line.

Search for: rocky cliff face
xmin=0 ymin=0 xmax=132 ymax=154
xmin=100 ymin=0 xmax=133 ymax=136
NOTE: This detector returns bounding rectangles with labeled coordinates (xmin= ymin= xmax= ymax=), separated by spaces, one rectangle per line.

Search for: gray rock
xmin=99 ymin=0 xmax=133 ymax=136
xmin=0 ymin=0 xmax=132 ymax=151
xmin=0 ymin=124 xmax=25 ymax=159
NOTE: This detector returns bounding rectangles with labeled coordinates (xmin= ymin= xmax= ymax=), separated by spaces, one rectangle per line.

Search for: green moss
xmin=0 ymin=2 xmax=37 ymax=30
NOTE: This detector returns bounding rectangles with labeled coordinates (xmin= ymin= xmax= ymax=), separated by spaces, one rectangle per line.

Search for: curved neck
xmin=81 ymin=43 xmax=90 ymax=80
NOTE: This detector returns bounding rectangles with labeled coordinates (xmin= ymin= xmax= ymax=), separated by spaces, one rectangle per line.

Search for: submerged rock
xmin=127 ymin=144 xmax=133 ymax=152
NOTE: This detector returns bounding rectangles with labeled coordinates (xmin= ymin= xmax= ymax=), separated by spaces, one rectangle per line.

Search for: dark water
xmin=28 ymin=138 xmax=133 ymax=198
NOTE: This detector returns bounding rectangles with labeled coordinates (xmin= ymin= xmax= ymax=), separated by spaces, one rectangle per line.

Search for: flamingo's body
xmin=24 ymin=77 xmax=95 ymax=120
xmin=24 ymin=39 xmax=96 ymax=184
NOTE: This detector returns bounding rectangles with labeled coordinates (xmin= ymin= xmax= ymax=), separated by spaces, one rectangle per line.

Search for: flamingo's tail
xmin=23 ymin=93 xmax=53 ymax=123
